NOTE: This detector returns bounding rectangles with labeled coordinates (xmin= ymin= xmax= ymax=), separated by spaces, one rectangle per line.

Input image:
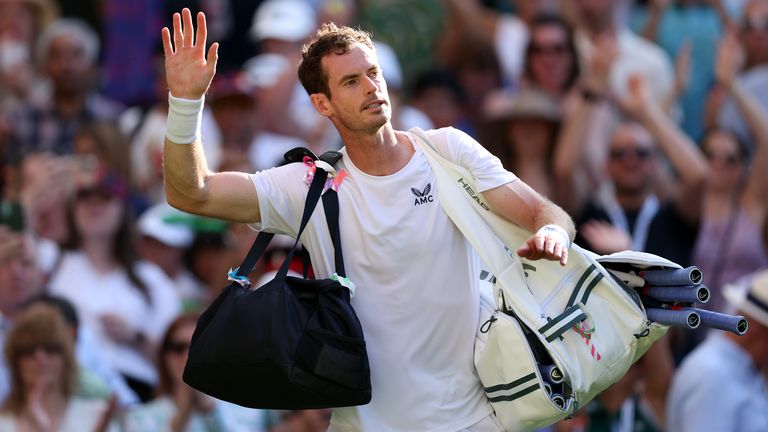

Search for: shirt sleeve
xmin=248 ymin=162 xmax=312 ymax=237
xmin=423 ymin=127 xmax=517 ymax=192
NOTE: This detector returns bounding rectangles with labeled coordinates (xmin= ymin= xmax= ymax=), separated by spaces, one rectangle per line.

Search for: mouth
xmin=362 ymin=99 xmax=386 ymax=111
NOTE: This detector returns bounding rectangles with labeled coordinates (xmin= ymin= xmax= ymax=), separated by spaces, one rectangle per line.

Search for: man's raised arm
xmin=162 ymin=8 xmax=261 ymax=223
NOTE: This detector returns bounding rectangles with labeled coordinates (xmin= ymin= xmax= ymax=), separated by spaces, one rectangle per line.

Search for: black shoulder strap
xmin=234 ymin=148 xmax=346 ymax=285
xmin=319 ymin=150 xmax=345 ymax=277
xmin=233 ymin=162 xmax=328 ymax=284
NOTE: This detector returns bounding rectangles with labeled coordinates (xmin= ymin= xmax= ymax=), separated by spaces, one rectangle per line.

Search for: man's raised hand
xmin=161 ymin=8 xmax=218 ymax=100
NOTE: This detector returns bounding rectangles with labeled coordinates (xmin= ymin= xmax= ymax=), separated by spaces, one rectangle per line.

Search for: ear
xmin=310 ymin=93 xmax=333 ymax=118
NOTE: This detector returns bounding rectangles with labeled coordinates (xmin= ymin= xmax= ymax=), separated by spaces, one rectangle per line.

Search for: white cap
xmin=724 ymin=269 xmax=768 ymax=328
xmin=250 ymin=0 xmax=316 ymax=42
xmin=137 ymin=203 xmax=195 ymax=248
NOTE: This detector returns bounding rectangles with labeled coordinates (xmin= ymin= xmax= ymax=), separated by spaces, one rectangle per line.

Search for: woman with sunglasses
xmin=121 ymin=313 xmax=265 ymax=432
xmin=0 ymin=304 xmax=114 ymax=431
xmin=692 ymin=33 xmax=768 ymax=313
xmin=47 ymin=166 xmax=181 ymax=403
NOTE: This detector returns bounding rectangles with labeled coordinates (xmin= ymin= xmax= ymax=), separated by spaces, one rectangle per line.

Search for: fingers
xmin=182 ymin=8 xmax=194 ymax=48
xmin=195 ymin=11 xmax=207 ymax=51
xmin=206 ymin=42 xmax=219 ymax=72
xmin=161 ymin=27 xmax=173 ymax=56
xmin=517 ymin=232 xmax=569 ymax=264
xmin=172 ymin=12 xmax=183 ymax=51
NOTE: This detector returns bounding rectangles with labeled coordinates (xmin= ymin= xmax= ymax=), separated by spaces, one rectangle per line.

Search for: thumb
xmin=206 ymin=42 xmax=219 ymax=72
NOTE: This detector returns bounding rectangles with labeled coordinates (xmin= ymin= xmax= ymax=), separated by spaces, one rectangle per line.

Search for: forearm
xmin=637 ymin=103 xmax=707 ymax=187
xmin=727 ymin=80 xmax=768 ymax=146
xmin=484 ymin=182 xmax=575 ymax=240
xmin=641 ymin=4 xmax=664 ymax=42
xmin=163 ymin=138 xmax=213 ymax=213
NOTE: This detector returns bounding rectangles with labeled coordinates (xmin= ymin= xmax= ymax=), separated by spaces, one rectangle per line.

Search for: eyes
xmin=343 ymin=69 xmax=381 ymax=87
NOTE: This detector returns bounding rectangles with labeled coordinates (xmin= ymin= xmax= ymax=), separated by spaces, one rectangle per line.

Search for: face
xmin=17 ymin=340 xmax=65 ymax=391
xmin=312 ymin=43 xmax=391 ymax=135
xmin=0 ymin=1 xmax=36 ymax=43
xmin=702 ymin=130 xmax=744 ymax=192
xmin=412 ymin=86 xmax=464 ymax=129
xmin=606 ymin=124 xmax=656 ymax=195
xmin=0 ymin=236 xmax=44 ymax=314
xmin=574 ymin=0 xmax=615 ymax=30
xmin=527 ymin=24 xmax=574 ymax=94
xmin=506 ymin=119 xmax=557 ymax=157
xmin=741 ymin=1 xmax=768 ymax=65
xmin=73 ymin=190 xmax=124 ymax=240
xmin=163 ymin=323 xmax=195 ymax=388
xmin=137 ymin=236 xmax=184 ymax=275
xmin=44 ymin=33 xmax=93 ymax=96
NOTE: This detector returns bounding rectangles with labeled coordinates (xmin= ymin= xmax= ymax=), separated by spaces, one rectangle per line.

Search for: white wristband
xmin=538 ymin=224 xmax=571 ymax=249
xmin=166 ymin=93 xmax=204 ymax=144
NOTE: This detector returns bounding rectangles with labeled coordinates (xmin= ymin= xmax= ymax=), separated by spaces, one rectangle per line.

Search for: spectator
xmin=73 ymin=121 xmax=152 ymax=216
xmin=559 ymin=74 xmax=707 ymax=267
xmin=715 ymin=0 xmax=768 ymax=148
xmin=481 ymin=87 xmax=562 ymax=198
xmin=437 ymin=0 xmax=559 ymax=87
xmin=207 ymin=71 xmax=307 ymax=172
xmin=136 ymin=202 xmax=207 ymax=312
xmin=565 ymin=0 xmax=675 ymax=106
xmin=0 ymin=304 xmax=115 ymax=431
xmin=0 ymin=0 xmax=59 ymax=109
xmin=666 ymin=269 xmax=768 ymax=432
xmin=521 ymin=14 xmax=581 ymax=109
xmin=3 ymin=18 xmax=123 ymax=163
xmin=630 ymin=0 xmax=730 ymax=139
xmin=0 ymin=229 xmax=46 ymax=399
xmin=121 ymin=313 xmax=265 ymax=431
xmin=47 ymin=166 xmax=180 ymax=403
xmin=0 ymin=227 xmax=140 ymax=406
xmin=408 ymin=68 xmax=470 ymax=132
xmin=243 ymin=0 xmax=326 ymax=148
xmin=185 ymin=228 xmax=236 ymax=306
xmin=693 ymin=33 xmax=768 ymax=312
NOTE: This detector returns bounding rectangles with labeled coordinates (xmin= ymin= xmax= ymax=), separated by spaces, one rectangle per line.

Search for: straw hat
xmin=724 ymin=269 xmax=768 ymax=328
xmin=483 ymin=87 xmax=561 ymax=123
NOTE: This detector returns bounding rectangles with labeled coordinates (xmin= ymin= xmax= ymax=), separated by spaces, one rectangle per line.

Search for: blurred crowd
xmin=0 ymin=0 xmax=767 ymax=431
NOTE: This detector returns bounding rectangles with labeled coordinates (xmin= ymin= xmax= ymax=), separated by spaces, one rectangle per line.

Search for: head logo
xmin=411 ymin=183 xmax=434 ymax=206
xmin=457 ymin=177 xmax=490 ymax=211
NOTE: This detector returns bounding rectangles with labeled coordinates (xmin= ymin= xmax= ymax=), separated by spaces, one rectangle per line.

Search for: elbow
xmin=165 ymin=178 xmax=209 ymax=215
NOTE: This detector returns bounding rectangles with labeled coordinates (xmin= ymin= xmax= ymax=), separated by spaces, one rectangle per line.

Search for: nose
xmin=362 ymin=75 xmax=378 ymax=94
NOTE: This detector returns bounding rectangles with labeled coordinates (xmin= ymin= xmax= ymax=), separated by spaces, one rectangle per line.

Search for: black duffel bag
xmin=183 ymin=149 xmax=371 ymax=409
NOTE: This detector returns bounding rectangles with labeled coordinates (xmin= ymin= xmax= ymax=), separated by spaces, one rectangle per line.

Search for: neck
xmin=53 ymin=91 xmax=87 ymax=119
xmin=80 ymin=238 xmax=117 ymax=273
xmin=342 ymin=126 xmax=414 ymax=176
xmin=726 ymin=330 xmax=768 ymax=372
xmin=586 ymin=23 xmax=616 ymax=40
xmin=614 ymin=190 xmax=649 ymax=211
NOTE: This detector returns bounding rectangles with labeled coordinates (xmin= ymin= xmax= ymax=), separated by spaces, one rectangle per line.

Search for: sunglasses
xmin=17 ymin=342 xmax=63 ymax=357
xmin=609 ymin=147 xmax=654 ymax=161
xmin=530 ymin=44 xmax=569 ymax=56
xmin=742 ymin=16 xmax=768 ymax=32
xmin=165 ymin=340 xmax=190 ymax=354
xmin=703 ymin=150 xmax=740 ymax=165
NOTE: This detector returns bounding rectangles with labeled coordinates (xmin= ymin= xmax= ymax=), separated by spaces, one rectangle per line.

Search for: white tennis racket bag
xmin=411 ymin=128 xmax=670 ymax=431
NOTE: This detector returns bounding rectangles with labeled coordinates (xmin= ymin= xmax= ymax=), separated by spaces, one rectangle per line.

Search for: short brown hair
xmin=298 ymin=22 xmax=375 ymax=98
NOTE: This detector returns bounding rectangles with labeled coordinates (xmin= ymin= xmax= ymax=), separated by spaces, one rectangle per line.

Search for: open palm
xmin=162 ymin=8 xmax=218 ymax=100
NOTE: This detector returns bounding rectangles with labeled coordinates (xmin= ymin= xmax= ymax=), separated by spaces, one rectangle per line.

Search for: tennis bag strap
xmin=231 ymin=148 xmax=345 ymax=284
xmin=409 ymin=128 xmax=664 ymax=431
